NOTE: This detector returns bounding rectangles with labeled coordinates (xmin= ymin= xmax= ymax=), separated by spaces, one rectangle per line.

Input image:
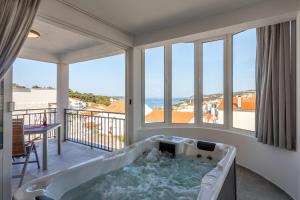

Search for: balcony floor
xmin=12 ymin=140 xmax=292 ymax=200
xmin=12 ymin=139 xmax=107 ymax=193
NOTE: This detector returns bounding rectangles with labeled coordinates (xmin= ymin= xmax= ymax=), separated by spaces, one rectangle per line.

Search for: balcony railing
xmin=12 ymin=108 xmax=57 ymax=140
xmin=64 ymin=109 xmax=125 ymax=151
xmin=12 ymin=108 xmax=125 ymax=151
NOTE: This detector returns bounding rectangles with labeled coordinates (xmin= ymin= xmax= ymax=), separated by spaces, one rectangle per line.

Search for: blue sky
xmin=13 ymin=29 xmax=256 ymax=98
xmin=233 ymin=28 xmax=256 ymax=92
xmin=172 ymin=43 xmax=194 ymax=98
xmin=203 ymin=39 xmax=224 ymax=95
xmin=13 ymin=54 xmax=125 ymax=96
xmin=13 ymin=59 xmax=57 ymax=88
xmin=69 ymin=54 xmax=125 ymax=96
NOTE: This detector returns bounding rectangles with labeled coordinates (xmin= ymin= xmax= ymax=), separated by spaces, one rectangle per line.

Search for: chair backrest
xmin=12 ymin=119 xmax=26 ymax=156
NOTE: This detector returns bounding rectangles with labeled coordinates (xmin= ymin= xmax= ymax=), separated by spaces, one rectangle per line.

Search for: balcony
xmin=13 ymin=108 xmax=125 ymax=151
xmin=12 ymin=108 xmax=125 ymax=190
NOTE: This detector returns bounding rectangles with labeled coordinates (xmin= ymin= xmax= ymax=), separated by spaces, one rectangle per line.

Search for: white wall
xmin=130 ymin=10 xmax=300 ymax=200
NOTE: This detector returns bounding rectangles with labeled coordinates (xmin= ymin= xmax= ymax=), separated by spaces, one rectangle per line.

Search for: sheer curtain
xmin=256 ymin=21 xmax=296 ymax=150
xmin=0 ymin=0 xmax=40 ymax=81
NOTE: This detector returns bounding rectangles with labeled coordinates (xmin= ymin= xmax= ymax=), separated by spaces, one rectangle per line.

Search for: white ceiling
xmin=19 ymin=19 xmax=123 ymax=63
xmin=22 ymin=20 xmax=102 ymax=58
xmin=62 ymin=0 xmax=271 ymax=35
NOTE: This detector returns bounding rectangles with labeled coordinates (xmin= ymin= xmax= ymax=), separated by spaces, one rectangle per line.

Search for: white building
xmin=13 ymin=88 xmax=56 ymax=110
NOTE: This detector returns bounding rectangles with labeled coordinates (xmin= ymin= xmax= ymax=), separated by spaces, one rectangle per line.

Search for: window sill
xmin=139 ymin=124 xmax=255 ymax=139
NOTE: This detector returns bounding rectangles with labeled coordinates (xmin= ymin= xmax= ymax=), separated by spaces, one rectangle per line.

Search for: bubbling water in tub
xmin=61 ymin=148 xmax=217 ymax=200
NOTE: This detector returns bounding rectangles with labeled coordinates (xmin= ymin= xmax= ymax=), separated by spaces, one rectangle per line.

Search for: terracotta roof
xmin=172 ymin=111 xmax=194 ymax=123
xmin=105 ymin=100 xmax=125 ymax=113
xmin=218 ymin=97 xmax=256 ymax=111
xmin=145 ymin=109 xmax=164 ymax=123
xmin=145 ymin=109 xmax=194 ymax=123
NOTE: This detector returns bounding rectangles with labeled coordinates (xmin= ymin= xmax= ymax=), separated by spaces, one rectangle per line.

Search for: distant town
xmin=13 ymin=83 xmax=255 ymax=131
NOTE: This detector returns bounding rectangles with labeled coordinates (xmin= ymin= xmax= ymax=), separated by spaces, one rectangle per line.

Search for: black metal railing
xmin=13 ymin=108 xmax=57 ymax=141
xmin=65 ymin=109 xmax=125 ymax=151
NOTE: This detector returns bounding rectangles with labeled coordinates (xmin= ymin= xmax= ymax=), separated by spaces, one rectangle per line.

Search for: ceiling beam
xmin=59 ymin=44 xmax=124 ymax=64
xmin=37 ymin=0 xmax=133 ymax=49
xmin=135 ymin=0 xmax=299 ymax=47
xmin=18 ymin=47 xmax=60 ymax=63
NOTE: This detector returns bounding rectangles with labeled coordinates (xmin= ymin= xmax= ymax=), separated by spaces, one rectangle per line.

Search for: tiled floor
xmin=236 ymin=166 xmax=293 ymax=200
xmin=12 ymin=140 xmax=107 ymax=193
xmin=12 ymin=140 xmax=292 ymax=200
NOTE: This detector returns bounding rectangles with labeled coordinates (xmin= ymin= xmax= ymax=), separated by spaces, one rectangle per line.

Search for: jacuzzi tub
xmin=14 ymin=135 xmax=236 ymax=200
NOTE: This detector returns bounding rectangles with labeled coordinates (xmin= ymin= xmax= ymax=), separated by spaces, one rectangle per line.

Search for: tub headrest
xmin=197 ymin=141 xmax=216 ymax=151
xmin=159 ymin=142 xmax=176 ymax=157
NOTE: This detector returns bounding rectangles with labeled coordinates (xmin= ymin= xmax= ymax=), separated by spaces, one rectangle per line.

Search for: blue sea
xmin=113 ymin=96 xmax=188 ymax=109
xmin=145 ymin=98 xmax=184 ymax=109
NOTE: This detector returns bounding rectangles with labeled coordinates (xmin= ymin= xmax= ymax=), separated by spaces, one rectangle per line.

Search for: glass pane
xmin=144 ymin=46 xmax=165 ymax=123
xmin=172 ymin=43 xmax=194 ymax=124
xmin=202 ymin=40 xmax=224 ymax=124
xmin=232 ymin=29 xmax=256 ymax=132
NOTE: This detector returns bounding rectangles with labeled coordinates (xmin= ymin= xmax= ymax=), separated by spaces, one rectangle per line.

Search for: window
xmin=144 ymin=46 xmax=165 ymax=123
xmin=232 ymin=29 xmax=256 ymax=131
xmin=142 ymin=23 xmax=294 ymax=135
xmin=172 ymin=43 xmax=194 ymax=124
xmin=202 ymin=40 xmax=224 ymax=125
xmin=69 ymin=54 xmax=125 ymax=110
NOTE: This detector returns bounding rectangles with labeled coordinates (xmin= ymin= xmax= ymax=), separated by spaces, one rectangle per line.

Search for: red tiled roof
xmin=105 ymin=100 xmax=125 ymax=113
xmin=218 ymin=97 xmax=256 ymax=111
xmin=145 ymin=109 xmax=194 ymax=123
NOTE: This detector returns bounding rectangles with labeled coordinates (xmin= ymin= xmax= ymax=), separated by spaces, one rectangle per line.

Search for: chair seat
xmin=13 ymin=144 xmax=34 ymax=158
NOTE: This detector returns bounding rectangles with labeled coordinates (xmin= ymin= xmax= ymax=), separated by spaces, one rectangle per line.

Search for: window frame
xmin=141 ymin=31 xmax=258 ymax=136
xmin=142 ymin=46 xmax=167 ymax=126
xmin=199 ymin=36 xmax=227 ymax=129
xmin=170 ymin=42 xmax=196 ymax=125
xmin=230 ymin=29 xmax=257 ymax=134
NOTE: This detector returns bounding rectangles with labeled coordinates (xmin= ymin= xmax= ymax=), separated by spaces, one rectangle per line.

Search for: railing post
xmin=64 ymin=109 xmax=67 ymax=141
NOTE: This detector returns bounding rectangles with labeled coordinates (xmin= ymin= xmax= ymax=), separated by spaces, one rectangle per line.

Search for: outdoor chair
xmin=12 ymin=119 xmax=40 ymax=187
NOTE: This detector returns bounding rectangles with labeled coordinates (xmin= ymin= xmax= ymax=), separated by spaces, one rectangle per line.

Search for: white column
xmin=1 ymin=67 xmax=12 ymax=200
xmin=125 ymin=48 xmax=134 ymax=145
xmin=130 ymin=47 xmax=143 ymax=143
xmin=57 ymin=63 xmax=69 ymax=142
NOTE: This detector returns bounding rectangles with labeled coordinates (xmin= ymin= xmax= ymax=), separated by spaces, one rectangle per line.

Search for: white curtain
xmin=0 ymin=0 xmax=40 ymax=81
xmin=256 ymin=21 xmax=296 ymax=150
